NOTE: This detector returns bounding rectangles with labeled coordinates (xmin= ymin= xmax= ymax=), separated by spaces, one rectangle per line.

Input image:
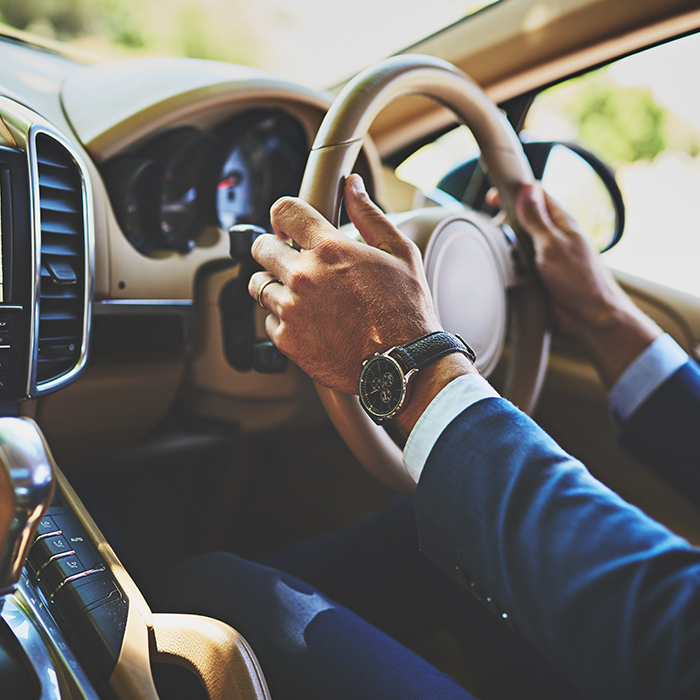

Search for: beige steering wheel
xmin=298 ymin=55 xmax=550 ymax=492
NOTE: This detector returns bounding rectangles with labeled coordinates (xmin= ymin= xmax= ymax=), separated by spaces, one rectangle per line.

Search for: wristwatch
xmin=358 ymin=330 xmax=476 ymax=424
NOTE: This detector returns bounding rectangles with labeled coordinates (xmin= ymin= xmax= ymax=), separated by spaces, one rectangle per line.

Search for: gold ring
xmin=257 ymin=277 xmax=282 ymax=310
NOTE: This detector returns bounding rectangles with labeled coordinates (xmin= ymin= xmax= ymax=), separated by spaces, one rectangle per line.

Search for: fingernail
xmin=349 ymin=174 xmax=366 ymax=195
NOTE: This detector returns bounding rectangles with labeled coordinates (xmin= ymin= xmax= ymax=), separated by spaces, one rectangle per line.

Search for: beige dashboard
xmin=2 ymin=51 xmax=383 ymax=458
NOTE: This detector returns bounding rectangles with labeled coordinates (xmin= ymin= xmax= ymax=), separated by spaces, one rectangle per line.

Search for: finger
xmin=515 ymin=183 xmax=564 ymax=243
xmin=269 ymin=196 xmax=342 ymax=250
xmin=485 ymin=187 xmax=501 ymax=209
xmin=344 ymin=174 xmax=408 ymax=255
xmin=542 ymin=189 xmax=582 ymax=235
xmin=249 ymin=271 xmax=284 ymax=314
xmin=264 ymin=312 xmax=281 ymax=344
xmin=251 ymin=231 xmax=299 ymax=281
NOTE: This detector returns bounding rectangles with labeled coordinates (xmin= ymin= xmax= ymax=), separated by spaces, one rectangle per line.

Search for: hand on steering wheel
xmin=249 ymin=175 xmax=442 ymax=394
xmin=251 ymin=55 xmax=549 ymax=494
xmin=250 ymin=174 xmax=478 ymax=442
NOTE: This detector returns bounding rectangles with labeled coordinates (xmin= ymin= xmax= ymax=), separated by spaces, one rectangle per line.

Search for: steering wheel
xmin=297 ymin=55 xmax=550 ymax=492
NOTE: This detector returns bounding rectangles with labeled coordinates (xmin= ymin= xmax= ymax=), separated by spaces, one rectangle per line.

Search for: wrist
xmin=575 ymin=304 xmax=663 ymax=388
xmin=393 ymin=354 xmax=478 ymax=437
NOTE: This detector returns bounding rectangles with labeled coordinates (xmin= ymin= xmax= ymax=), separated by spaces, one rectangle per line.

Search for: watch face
xmin=359 ymin=355 xmax=406 ymax=420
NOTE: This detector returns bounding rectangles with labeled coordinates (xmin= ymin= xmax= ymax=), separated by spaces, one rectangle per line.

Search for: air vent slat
xmin=39 ymin=172 xmax=78 ymax=192
xmin=39 ymin=309 xmax=81 ymax=321
xmin=41 ymin=241 xmax=80 ymax=256
xmin=40 ymin=289 xmax=80 ymax=301
xmin=40 ymin=196 xmax=80 ymax=215
xmin=40 ymin=219 xmax=81 ymax=235
xmin=37 ymin=154 xmax=71 ymax=168
xmin=35 ymin=134 xmax=87 ymax=387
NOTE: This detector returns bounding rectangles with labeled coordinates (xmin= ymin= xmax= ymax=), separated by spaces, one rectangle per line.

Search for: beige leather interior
xmin=25 ymin=0 xmax=697 ymax=454
xmin=3 ymin=2 xmax=700 ymax=697
xmin=151 ymin=614 xmax=271 ymax=700
xmin=186 ymin=262 xmax=324 ymax=432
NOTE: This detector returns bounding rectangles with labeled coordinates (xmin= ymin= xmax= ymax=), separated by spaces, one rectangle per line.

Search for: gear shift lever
xmin=0 ymin=418 xmax=54 ymax=596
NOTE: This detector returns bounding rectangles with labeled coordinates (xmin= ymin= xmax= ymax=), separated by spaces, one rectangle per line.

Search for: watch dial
xmin=359 ymin=356 xmax=405 ymax=419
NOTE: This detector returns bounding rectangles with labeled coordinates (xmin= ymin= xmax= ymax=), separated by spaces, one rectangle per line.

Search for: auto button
xmin=51 ymin=514 xmax=101 ymax=570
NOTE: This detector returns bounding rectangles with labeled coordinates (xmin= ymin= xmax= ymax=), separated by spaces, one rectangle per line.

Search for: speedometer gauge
xmin=215 ymin=109 xmax=308 ymax=230
xmin=103 ymin=127 xmax=216 ymax=254
xmin=146 ymin=128 xmax=216 ymax=252
xmin=217 ymin=148 xmax=254 ymax=230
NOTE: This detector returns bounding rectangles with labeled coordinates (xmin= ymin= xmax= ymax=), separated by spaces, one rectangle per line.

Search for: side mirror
xmin=437 ymin=141 xmax=625 ymax=252
xmin=526 ymin=142 xmax=624 ymax=252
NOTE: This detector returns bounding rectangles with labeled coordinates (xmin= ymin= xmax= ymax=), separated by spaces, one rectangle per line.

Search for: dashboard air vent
xmin=35 ymin=134 xmax=87 ymax=385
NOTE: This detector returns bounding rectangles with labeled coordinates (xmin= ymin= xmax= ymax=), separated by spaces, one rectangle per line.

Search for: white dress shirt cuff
xmin=403 ymin=373 xmax=500 ymax=484
xmin=609 ymin=333 xmax=689 ymax=424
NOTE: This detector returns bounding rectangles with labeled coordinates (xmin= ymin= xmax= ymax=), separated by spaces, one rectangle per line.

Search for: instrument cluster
xmin=102 ymin=108 xmax=308 ymax=255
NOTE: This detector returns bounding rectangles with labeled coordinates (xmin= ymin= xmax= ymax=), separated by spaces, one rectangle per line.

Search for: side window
xmin=525 ymin=32 xmax=700 ymax=296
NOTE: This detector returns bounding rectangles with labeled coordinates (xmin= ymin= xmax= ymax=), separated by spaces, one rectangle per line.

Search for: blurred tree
xmin=0 ymin=0 xmax=145 ymax=46
xmin=0 ymin=0 xmax=255 ymax=64
xmin=565 ymin=72 xmax=667 ymax=165
xmin=0 ymin=0 xmax=90 ymax=37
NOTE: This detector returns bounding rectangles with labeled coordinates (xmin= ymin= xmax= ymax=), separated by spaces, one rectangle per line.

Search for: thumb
xmin=516 ymin=182 xmax=561 ymax=244
xmin=344 ymin=174 xmax=407 ymax=255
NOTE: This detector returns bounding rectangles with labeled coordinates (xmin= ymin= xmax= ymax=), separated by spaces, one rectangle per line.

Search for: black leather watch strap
xmin=391 ymin=331 xmax=476 ymax=371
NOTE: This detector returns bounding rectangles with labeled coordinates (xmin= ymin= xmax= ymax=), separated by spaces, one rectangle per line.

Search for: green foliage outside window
xmin=566 ymin=73 xmax=667 ymax=164
xmin=544 ymin=69 xmax=700 ymax=167
xmin=0 ymin=0 xmax=256 ymax=65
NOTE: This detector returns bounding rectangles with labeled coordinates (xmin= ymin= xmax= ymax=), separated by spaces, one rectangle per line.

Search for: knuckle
xmin=396 ymin=236 xmax=422 ymax=267
xmin=405 ymin=237 xmax=422 ymax=260
xmin=286 ymin=266 xmax=308 ymax=291
xmin=250 ymin=234 xmax=266 ymax=260
xmin=316 ymin=237 xmax=346 ymax=265
xmin=270 ymin=196 xmax=296 ymax=224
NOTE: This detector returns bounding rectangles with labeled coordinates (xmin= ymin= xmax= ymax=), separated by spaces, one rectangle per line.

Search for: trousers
xmin=160 ymin=498 xmax=578 ymax=700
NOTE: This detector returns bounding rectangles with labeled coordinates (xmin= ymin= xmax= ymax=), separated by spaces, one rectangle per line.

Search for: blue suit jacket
xmin=414 ymin=360 xmax=700 ymax=700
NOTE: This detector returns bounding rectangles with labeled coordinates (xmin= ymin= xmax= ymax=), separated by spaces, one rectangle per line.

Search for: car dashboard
xmin=0 ymin=34 xmax=381 ymax=700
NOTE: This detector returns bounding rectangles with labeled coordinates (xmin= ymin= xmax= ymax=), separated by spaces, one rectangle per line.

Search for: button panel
xmin=28 ymin=500 xmax=129 ymax=682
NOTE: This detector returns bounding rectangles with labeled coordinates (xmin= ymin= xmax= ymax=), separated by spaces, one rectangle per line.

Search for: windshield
xmin=0 ymin=0 xmax=499 ymax=88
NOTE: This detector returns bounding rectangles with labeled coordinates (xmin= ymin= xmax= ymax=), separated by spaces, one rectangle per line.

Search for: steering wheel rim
xmin=298 ymin=55 xmax=550 ymax=491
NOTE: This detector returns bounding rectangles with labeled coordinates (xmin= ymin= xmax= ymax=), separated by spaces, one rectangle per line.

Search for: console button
xmin=58 ymin=576 xmax=122 ymax=620
xmin=40 ymin=554 xmax=85 ymax=594
xmin=42 ymin=535 xmax=71 ymax=557
xmin=36 ymin=516 xmax=58 ymax=537
xmin=28 ymin=535 xmax=72 ymax=571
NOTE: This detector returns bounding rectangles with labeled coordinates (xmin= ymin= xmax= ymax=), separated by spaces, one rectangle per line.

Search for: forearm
xmin=573 ymin=298 xmax=662 ymax=389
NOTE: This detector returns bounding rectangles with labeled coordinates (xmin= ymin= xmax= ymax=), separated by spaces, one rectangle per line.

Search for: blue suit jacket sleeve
xmin=618 ymin=360 xmax=700 ymax=507
xmin=414 ymin=397 xmax=700 ymax=700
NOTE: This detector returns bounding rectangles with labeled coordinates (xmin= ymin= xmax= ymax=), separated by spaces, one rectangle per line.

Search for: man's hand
xmin=514 ymin=183 xmax=662 ymax=387
xmin=248 ymin=174 xmax=448 ymax=396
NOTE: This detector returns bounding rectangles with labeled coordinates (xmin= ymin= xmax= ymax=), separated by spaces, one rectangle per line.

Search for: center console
xmin=0 ymin=95 xmax=270 ymax=700
xmin=0 ymin=417 xmax=271 ymax=700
